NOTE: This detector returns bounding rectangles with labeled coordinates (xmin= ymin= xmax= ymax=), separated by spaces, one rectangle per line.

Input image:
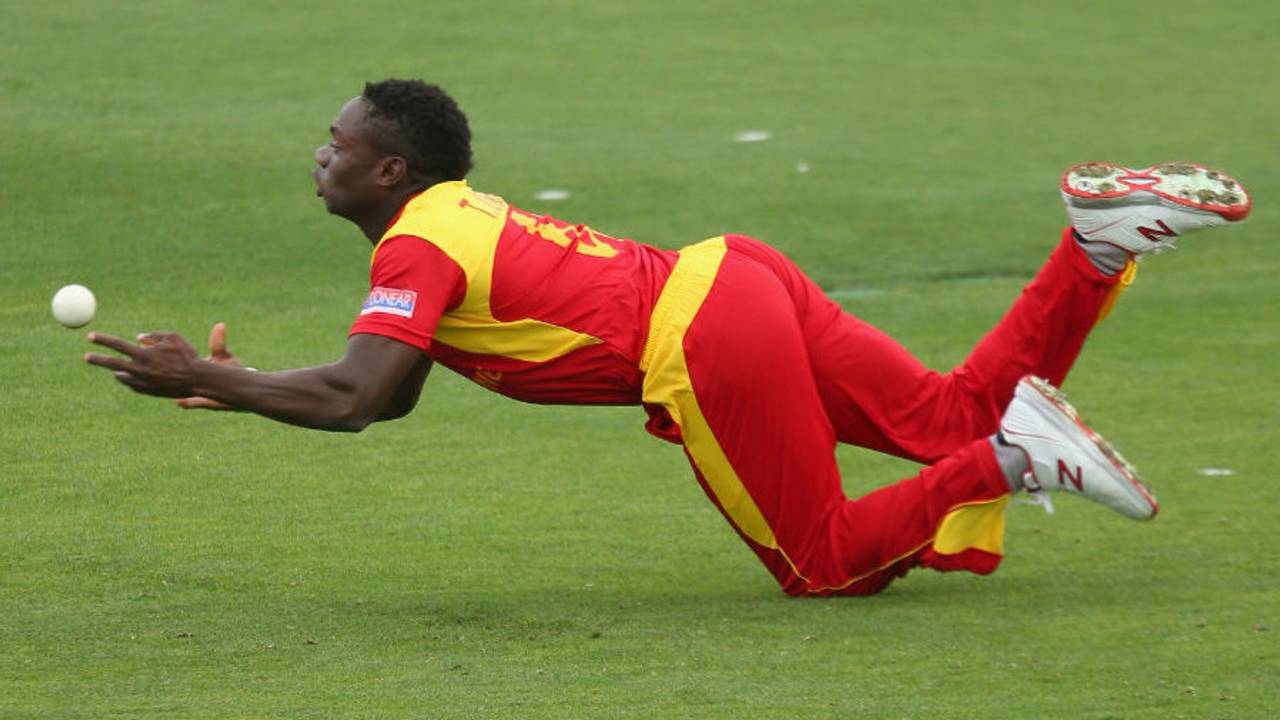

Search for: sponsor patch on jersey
xmin=360 ymin=287 xmax=417 ymax=318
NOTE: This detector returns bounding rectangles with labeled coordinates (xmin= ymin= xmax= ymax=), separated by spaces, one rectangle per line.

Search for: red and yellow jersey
xmin=349 ymin=181 xmax=679 ymax=404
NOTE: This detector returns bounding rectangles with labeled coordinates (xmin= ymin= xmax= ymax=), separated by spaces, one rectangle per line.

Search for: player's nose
xmin=314 ymin=145 xmax=331 ymax=166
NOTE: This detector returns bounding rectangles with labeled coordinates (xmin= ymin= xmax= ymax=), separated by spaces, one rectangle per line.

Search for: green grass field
xmin=3 ymin=1 xmax=1278 ymax=717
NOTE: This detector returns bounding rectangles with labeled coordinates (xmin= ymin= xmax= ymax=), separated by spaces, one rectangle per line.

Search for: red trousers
xmin=640 ymin=230 xmax=1128 ymax=596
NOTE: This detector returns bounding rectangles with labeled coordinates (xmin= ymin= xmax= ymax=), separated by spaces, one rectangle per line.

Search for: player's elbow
xmin=315 ymin=370 xmax=386 ymax=432
xmin=375 ymin=397 xmax=417 ymax=422
xmin=332 ymin=413 xmax=374 ymax=433
xmin=335 ymin=403 xmax=382 ymax=432
xmin=328 ymin=395 xmax=380 ymax=433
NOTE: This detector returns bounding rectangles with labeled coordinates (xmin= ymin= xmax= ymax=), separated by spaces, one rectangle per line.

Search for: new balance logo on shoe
xmin=1000 ymin=376 xmax=1158 ymax=519
xmin=1137 ymin=220 xmax=1177 ymax=243
xmin=1057 ymin=459 xmax=1083 ymax=491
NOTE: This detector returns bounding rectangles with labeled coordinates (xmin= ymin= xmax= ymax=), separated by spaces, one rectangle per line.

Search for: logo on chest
xmin=360 ymin=287 xmax=418 ymax=318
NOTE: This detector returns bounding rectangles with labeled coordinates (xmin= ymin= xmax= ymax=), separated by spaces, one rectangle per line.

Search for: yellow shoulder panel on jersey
xmin=376 ymin=180 xmax=505 ymax=279
xmin=372 ymin=181 xmax=602 ymax=363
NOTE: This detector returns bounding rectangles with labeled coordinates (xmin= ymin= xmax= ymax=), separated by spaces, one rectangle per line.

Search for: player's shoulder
xmin=389 ymin=181 xmax=508 ymax=236
xmin=378 ymin=181 xmax=510 ymax=271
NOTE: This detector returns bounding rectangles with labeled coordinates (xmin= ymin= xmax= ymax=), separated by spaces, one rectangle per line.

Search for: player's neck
xmin=354 ymin=184 xmax=430 ymax=244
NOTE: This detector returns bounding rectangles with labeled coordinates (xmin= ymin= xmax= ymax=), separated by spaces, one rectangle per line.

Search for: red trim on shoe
xmin=1061 ymin=161 xmax=1252 ymax=222
xmin=1023 ymin=376 xmax=1159 ymax=519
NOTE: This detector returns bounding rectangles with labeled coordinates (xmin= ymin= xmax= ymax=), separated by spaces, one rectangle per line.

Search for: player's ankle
xmin=1073 ymin=230 xmax=1132 ymax=276
xmin=990 ymin=433 xmax=1029 ymax=492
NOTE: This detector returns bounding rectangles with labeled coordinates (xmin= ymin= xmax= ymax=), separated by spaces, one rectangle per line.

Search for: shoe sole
xmin=1023 ymin=377 xmax=1159 ymax=520
xmin=1061 ymin=161 xmax=1252 ymax=222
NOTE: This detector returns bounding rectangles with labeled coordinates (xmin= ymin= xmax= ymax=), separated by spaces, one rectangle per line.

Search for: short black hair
xmin=361 ymin=79 xmax=473 ymax=183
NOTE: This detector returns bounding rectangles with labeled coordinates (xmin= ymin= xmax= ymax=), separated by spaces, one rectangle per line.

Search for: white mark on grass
xmin=796 ymin=161 xmax=810 ymax=173
xmin=534 ymin=189 xmax=571 ymax=201
xmin=734 ymin=130 xmax=772 ymax=143
xmin=1198 ymin=467 xmax=1234 ymax=477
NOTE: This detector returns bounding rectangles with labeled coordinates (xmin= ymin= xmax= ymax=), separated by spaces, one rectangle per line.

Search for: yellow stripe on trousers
xmin=639 ymin=237 xmax=1011 ymax=592
xmin=639 ymin=237 xmax=779 ymax=551
xmin=1095 ymin=259 xmax=1137 ymax=324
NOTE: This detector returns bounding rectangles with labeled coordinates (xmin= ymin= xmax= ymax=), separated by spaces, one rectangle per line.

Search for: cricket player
xmin=84 ymin=79 xmax=1252 ymax=596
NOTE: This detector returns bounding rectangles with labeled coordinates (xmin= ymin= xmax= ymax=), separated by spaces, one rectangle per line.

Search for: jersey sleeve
xmin=348 ymin=234 xmax=467 ymax=351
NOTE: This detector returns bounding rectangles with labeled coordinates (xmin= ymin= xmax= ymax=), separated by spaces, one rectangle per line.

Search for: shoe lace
xmin=1018 ymin=489 xmax=1055 ymax=515
xmin=1016 ymin=471 xmax=1055 ymax=514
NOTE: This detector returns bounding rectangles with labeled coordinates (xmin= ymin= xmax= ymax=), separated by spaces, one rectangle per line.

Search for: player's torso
xmin=381 ymin=181 xmax=678 ymax=404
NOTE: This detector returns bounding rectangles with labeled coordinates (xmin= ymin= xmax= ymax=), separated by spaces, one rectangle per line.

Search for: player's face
xmin=313 ymin=97 xmax=385 ymax=220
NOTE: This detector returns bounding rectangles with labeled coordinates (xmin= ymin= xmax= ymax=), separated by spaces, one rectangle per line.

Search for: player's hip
xmin=640 ymin=235 xmax=796 ymax=374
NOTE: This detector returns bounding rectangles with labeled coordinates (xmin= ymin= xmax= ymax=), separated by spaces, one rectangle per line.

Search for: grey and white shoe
xmin=1062 ymin=161 xmax=1251 ymax=255
xmin=1000 ymin=376 xmax=1158 ymax=520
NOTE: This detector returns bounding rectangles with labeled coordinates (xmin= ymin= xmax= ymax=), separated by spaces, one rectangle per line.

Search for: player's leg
xmin=829 ymin=231 xmax=1124 ymax=463
xmin=641 ymin=239 xmax=844 ymax=592
xmin=722 ymin=232 xmax=1122 ymax=464
xmin=810 ymin=373 xmax=1164 ymax=597
xmin=734 ymin=160 xmax=1252 ymax=464
xmin=677 ymin=438 xmax=1012 ymax=596
xmin=641 ymin=239 xmax=1013 ymax=595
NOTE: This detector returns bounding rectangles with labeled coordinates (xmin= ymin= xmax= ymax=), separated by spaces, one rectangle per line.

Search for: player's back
xmin=374 ymin=181 xmax=678 ymax=403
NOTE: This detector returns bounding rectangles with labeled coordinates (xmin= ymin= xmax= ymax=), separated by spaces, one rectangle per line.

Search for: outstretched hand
xmin=84 ymin=330 xmax=201 ymax=398
xmin=86 ymin=322 xmax=245 ymax=410
xmin=158 ymin=322 xmax=243 ymax=410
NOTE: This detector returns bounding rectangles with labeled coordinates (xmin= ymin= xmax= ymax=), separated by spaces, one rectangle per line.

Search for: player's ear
xmin=376 ymin=156 xmax=409 ymax=187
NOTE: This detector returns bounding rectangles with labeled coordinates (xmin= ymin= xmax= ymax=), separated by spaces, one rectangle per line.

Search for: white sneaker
xmin=1000 ymin=376 xmax=1158 ymax=520
xmin=1062 ymin=161 xmax=1251 ymax=255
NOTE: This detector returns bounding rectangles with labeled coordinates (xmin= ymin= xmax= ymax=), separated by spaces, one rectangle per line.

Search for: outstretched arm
xmin=85 ymin=330 xmax=429 ymax=432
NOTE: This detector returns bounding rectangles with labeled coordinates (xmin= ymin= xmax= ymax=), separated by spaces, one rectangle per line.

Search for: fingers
xmin=128 ymin=326 xmax=232 ymax=360
xmin=135 ymin=331 xmax=182 ymax=346
xmin=176 ymin=396 xmax=232 ymax=410
xmin=84 ymin=352 xmax=133 ymax=372
xmin=113 ymin=371 xmax=146 ymax=392
xmin=209 ymin=322 xmax=228 ymax=358
xmin=87 ymin=332 xmax=142 ymax=358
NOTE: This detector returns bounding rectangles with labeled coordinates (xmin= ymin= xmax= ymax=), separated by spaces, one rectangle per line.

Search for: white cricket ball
xmin=51 ymin=284 xmax=97 ymax=328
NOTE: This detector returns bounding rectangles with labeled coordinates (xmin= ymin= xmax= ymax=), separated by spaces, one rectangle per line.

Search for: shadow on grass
xmin=301 ymin=559 xmax=1152 ymax=648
